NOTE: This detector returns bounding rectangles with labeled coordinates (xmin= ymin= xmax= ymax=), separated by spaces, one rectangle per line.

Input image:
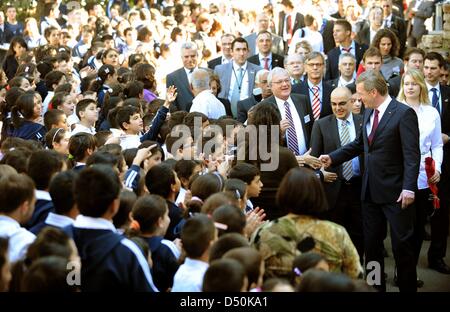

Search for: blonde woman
xmin=398 ymin=68 xmax=443 ymax=286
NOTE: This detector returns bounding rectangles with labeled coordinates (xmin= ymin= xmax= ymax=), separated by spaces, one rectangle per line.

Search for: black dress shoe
xmin=429 ymin=259 xmax=450 ymax=274
xmin=393 ymin=274 xmax=424 ymax=288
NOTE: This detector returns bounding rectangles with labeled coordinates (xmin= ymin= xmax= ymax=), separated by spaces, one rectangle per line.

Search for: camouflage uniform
xmin=250 ymin=213 xmax=363 ymax=279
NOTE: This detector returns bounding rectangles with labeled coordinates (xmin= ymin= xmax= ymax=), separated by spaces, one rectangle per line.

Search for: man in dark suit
xmin=285 ymin=54 xmax=306 ymax=84
xmin=261 ymin=67 xmax=314 ymax=155
xmin=247 ymin=31 xmax=284 ymax=71
xmin=311 ymin=86 xmax=364 ymax=258
xmin=292 ymin=52 xmax=333 ymax=120
xmin=355 ymin=6 xmax=384 ymax=47
xmin=423 ymin=52 xmax=450 ymax=274
xmin=381 ymin=0 xmax=407 ymax=55
xmin=237 ymin=69 xmax=272 ymax=123
xmin=388 ymin=47 xmax=426 ymax=97
xmin=166 ymin=42 xmax=199 ymax=112
xmin=320 ymin=70 xmax=420 ymax=292
xmin=277 ymin=0 xmax=305 ymax=53
xmin=328 ymin=53 xmax=357 ymax=89
xmin=214 ymin=38 xmax=262 ymax=119
xmin=245 ymin=13 xmax=284 ymax=56
xmin=406 ymin=0 xmax=434 ymax=47
xmin=207 ymin=33 xmax=235 ymax=70
xmin=326 ymin=19 xmax=367 ymax=81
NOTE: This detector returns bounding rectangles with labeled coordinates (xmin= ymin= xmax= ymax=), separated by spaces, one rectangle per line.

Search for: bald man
xmin=310 ymin=87 xmax=364 ymax=259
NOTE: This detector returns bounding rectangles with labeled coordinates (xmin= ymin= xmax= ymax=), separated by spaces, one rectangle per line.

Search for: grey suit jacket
xmin=215 ymin=61 xmax=262 ymax=101
xmin=244 ymin=32 xmax=284 ymax=56
xmin=166 ymin=67 xmax=194 ymax=112
xmin=410 ymin=0 xmax=434 ymax=39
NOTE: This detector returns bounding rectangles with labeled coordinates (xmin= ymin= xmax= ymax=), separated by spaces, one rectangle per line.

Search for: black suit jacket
xmin=322 ymin=19 xmax=336 ymax=54
xmin=237 ymin=94 xmax=261 ymax=123
xmin=207 ymin=56 xmax=222 ymax=70
xmin=329 ymin=99 xmax=420 ymax=203
xmin=438 ymin=85 xmax=450 ymax=200
xmin=389 ymin=15 xmax=407 ymax=54
xmin=278 ymin=12 xmax=305 ymax=38
xmin=291 ymin=80 xmax=333 ymax=119
xmin=166 ymin=68 xmax=194 ymax=112
xmin=325 ymin=42 xmax=368 ymax=80
xmin=310 ymin=114 xmax=364 ymax=208
xmin=247 ymin=53 xmax=284 ymax=70
xmin=259 ymin=94 xmax=314 ymax=149
xmin=354 ymin=23 xmax=371 ymax=47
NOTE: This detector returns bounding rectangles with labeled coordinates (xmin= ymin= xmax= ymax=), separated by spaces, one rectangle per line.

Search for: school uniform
xmin=119 ymin=134 xmax=141 ymax=150
xmin=71 ymin=123 xmax=96 ymax=136
xmin=29 ymin=212 xmax=74 ymax=235
xmin=140 ymin=106 xmax=169 ymax=142
xmin=71 ymin=215 xmax=159 ymax=292
xmin=166 ymin=201 xmax=183 ymax=241
xmin=171 ymin=258 xmax=209 ymax=292
xmin=144 ymin=236 xmax=180 ymax=292
xmin=8 ymin=120 xmax=46 ymax=144
xmin=72 ymin=162 xmax=86 ymax=172
xmin=26 ymin=190 xmax=54 ymax=231
xmin=0 ymin=215 xmax=36 ymax=263
xmin=98 ymin=84 xmax=112 ymax=108
xmin=124 ymin=164 xmax=141 ymax=193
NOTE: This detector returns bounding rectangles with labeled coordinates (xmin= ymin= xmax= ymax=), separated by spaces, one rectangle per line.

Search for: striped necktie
xmin=284 ymin=101 xmax=300 ymax=155
xmin=311 ymin=85 xmax=321 ymax=120
xmin=340 ymin=120 xmax=353 ymax=181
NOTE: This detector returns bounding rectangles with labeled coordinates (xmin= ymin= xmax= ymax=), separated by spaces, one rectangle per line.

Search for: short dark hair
xmin=403 ymin=47 xmax=425 ymax=62
xmin=229 ymin=163 xmax=260 ymax=185
xmin=49 ymin=171 xmax=77 ymax=215
xmin=425 ymin=51 xmax=446 ymax=68
xmin=0 ymin=173 xmax=35 ymax=214
xmin=27 ymin=150 xmax=65 ymax=190
xmin=202 ymin=258 xmax=246 ymax=292
xmin=334 ymin=19 xmax=352 ymax=33
xmin=130 ymin=195 xmax=168 ymax=234
xmin=276 ymin=167 xmax=328 ymax=216
xmin=231 ymin=37 xmax=249 ymax=51
xmin=223 ymin=247 xmax=262 ymax=290
xmin=190 ymin=173 xmax=224 ymax=201
xmin=212 ymin=205 xmax=246 ymax=236
xmin=362 ymin=47 xmax=382 ymax=62
xmin=209 ymin=233 xmax=249 ymax=262
xmin=76 ymin=99 xmax=97 ymax=119
xmin=116 ymin=105 xmax=140 ymax=131
xmin=296 ymin=269 xmax=356 ymax=292
xmin=145 ymin=164 xmax=176 ymax=198
xmin=44 ymin=71 xmax=65 ymax=91
xmin=68 ymin=133 xmax=97 ymax=162
xmin=181 ymin=214 xmax=216 ymax=258
xmin=74 ymin=165 xmax=121 ymax=217
xmin=174 ymin=159 xmax=201 ymax=183
xmin=43 ymin=109 xmax=65 ymax=131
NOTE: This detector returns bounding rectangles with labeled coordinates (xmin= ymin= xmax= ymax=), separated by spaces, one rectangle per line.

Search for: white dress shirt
xmin=307 ymin=79 xmax=324 ymax=111
xmin=337 ymin=113 xmax=361 ymax=176
xmin=0 ymin=215 xmax=36 ymax=263
xmin=338 ymin=76 xmax=355 ymax=87
xmin=275 ymin=96 xmax=308 ymax=155
xmin=229 ymin=61 xmax=250 ymax=102
xmin=171 ymin=257 xmax=209 ymax=292
xmin=410 ymin=104 xmax=443 ymax=189
xmin=290 ymin=27 xmax=324 ymax=53
xmin=45 ymin=212 xmax=74 ymax=228
xmin=71 ymin=123 xmax=96 ymax=136
xmin=120 ymin=134 xmax=141 ymax=150
xmin=184 ymin=67 xmax=197 ymax=84
xmin=190 ymin=89 xmax=226 ymax=119
xmin=366 ymin=95 xmax=391 ymax=135
xmin=259 ymin=53 xmax=272 ymax=70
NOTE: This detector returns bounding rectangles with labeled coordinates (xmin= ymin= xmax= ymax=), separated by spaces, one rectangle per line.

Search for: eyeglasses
xmin=271 ymin=79 xmax=291 ymax=85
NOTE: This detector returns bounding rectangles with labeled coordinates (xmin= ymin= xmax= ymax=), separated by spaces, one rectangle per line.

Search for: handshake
xmin=297 ymin=151 xmax=337 ymax=183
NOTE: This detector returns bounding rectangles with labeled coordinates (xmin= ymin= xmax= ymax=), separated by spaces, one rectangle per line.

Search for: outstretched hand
xmin=319 ymin=154 xmax=332 ymax=168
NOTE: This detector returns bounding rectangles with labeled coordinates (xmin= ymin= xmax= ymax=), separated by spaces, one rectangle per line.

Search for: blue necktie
xmin=431 ymin=88 xmax=440 ymax=113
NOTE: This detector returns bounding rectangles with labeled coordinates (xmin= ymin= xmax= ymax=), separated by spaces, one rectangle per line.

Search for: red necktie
xmin=368 ymin=109 xmax=379 ymax=145
xmin=264 ymin=57 xmax=269 ymax=70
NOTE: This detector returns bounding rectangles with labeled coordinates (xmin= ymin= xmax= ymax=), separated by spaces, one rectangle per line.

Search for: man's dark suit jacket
xmin=277 ymin=12 xmax=305 ymax=38
xmin=166 ymin=67 xmax=194 ymax=111
xmin=354 ymin=23 xmax=371 ymax=47
xmin=321 ymin=19 xmax=336 ymax=54
xmin=207 ymin=56 xmax=222 ymax=70
xmin=388 ymin=15 xmax=407 ymax=54
xmin=325 ymin=42 xmax=368 ymax=81
xmin=310 ymin=113 xmax=364 ymax=208
xmin=237 ymin=94 xmax=262 ymax=123
xmin=259 ymin=94 xmax=314 ymax=149
xmin=438 ymin=85 xmax=450 ymax=200
xmin=329 ymin=98 xmax=420 ymax=203
xmin=247 ymin=53 xmax=284 ymax=70
xmin=291 ymin=80 xmax=333 ymax=119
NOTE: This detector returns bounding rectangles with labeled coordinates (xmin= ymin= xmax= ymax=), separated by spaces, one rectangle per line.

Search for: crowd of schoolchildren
xmin=0 ymin=0 xmax=447 ymax=292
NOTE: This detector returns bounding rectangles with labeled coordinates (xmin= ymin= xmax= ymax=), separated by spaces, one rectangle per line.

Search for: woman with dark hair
xmin=134 ymin=63 xmax=158 ymax=104
xmin=240 ymin=102 xmax=298 ymax=220
xmin=2 ymin=37 xmax=28 ymax=80
xmin=371 ymin=28 xmax=403 ymax=80
xmin=251 ymin=167 xmax=363 ymax=280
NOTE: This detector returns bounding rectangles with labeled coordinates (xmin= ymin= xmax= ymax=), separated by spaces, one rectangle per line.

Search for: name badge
xmin=304 ymin=115 xmax=311 ymax=124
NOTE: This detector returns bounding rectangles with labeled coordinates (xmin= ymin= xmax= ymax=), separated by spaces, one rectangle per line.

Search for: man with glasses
xmin=207 ymin=33 xmax=235 ymax=70
xmin=292 ymin=52 xmax=333 ymax=120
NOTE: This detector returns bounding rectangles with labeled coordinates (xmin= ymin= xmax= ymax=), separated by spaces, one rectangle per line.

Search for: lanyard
xmin=232 ymin=67 xmax=246 ymax=91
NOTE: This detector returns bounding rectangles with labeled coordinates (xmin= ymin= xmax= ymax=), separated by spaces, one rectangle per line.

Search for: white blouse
xmin=413 ymin=104 xmax=443 ymax=190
